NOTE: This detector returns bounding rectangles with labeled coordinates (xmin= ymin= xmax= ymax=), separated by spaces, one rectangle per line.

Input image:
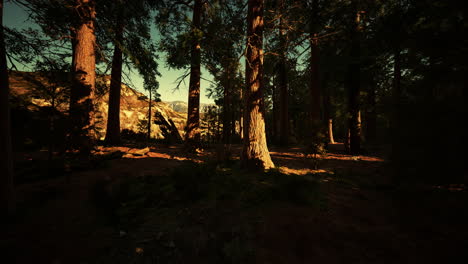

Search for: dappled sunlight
xmin=279 ymin=166 xmax=330 ymax=176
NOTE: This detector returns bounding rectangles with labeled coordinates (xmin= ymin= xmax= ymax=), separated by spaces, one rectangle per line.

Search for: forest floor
xmin=2 ymin=143 xmax=467 ymax=264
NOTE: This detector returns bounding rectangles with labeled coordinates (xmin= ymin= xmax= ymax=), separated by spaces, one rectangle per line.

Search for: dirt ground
xmin=2 ymin=143 xmax=467 ymax=263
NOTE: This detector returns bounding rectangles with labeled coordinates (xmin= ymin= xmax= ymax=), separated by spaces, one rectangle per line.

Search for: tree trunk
xmin=241 ymin=0 xmax=274 ymax=170
xmin=69 ymin=0 xmax=96 ymax=153
xmin=278 ymin=0 xmax=288 ymax=146
xmin=148 ymin=87 xmax=152 ymax=141
xmin=310 ymin=35 xmax=321 ymax=126
xmin=185 ymin=0 xmax=202 ymax=148
xmin=223 ymin=61 xmax=232 ymax=144
xmin=391 ymin=46 xmax=401 ymax=174
xmin=346 ymin=10 xmax=361 ymax=155
xmin=365 ymin=79 xmax=377 ymax=143
xmin=0 ymin=0 xmax=15 ymax=215
xmin=105 ymin=22 xmax=124 ymax=145
xmin=239 ymin=84 xmax=244 ymax=140
xmin=272 ymin=76 xmax=278 ymax=142
xmin=322 ymin=73 xmax=335 ymax=144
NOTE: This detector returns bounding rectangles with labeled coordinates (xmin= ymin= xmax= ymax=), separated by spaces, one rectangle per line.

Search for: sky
xmin=3 ymin=1 xmax=215 ymax=104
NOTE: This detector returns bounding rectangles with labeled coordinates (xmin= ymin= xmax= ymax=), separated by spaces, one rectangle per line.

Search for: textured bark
xmin=241 ymin=0 xmax=274 ymax=170
xmin=69 ymin=0 xmax=96 ymax=152
xmin=185 ymin=0 xmax=202 ymax=148
xmin=278 ymin=0 xmax=289 ymax=146
xmin=105 ymin=22 xmax=124 ymax=145
xmin=0 ymin=0 xmax=14 ymax=215
xmin=346 ymin=10 xmax=361 ymax=155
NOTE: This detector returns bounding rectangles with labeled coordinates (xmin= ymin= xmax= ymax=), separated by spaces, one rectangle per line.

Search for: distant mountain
xmin=164 ymin=100 xmax=216 ymax=113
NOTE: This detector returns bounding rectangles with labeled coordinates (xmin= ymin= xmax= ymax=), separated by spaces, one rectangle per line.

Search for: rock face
xmin=9 ymin=71 xmax=186 ymax=141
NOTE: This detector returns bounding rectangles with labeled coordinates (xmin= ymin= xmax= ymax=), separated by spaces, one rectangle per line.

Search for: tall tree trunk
xmin=223 ymin=61 xmax=232 ymax=144
xmin=365 ymin=78 xmax=377 ymax=143
xmin=148 ymin=87 xmax=152 ymax=141
xmin=278 ymin=0 xmax=289 ymax=146
xmin=310 ymin=0 xmax=321 ymax=128
xmin=272 ymin=77 xmax=278 ymax=142
xmin=242 ymin=0 xmax=274 ymax=170
xmin=391 ymin=46 xmax=401 ymax=177
xmin=310 ymin=35 xmax=321 ymax=126
xmin=105 ymin=22 xmax=124 ymax=145
xmin=346 ymin=9 xmax=361 ymax=155
xmin=69 ymin=0 xmax=96 ymax=153
xmin=239 ymin=83 xmax=244 ymax=140
xmin=323 ymin=73 xmax=335 ymax=144
xmin=0 ymin=0 xmax=14 ymax=215
xmin=185 ymin=0 xmax=202 ymax=148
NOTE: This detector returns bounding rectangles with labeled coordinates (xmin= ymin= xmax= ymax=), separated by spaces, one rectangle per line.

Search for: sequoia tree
xmin=69 ymin=0 xmax=96 ymax=152
xmin=241 ymin=0 xmax=274 ymax=170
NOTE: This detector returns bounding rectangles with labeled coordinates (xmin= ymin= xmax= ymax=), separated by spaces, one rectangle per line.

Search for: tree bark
xmin=365 ymin=78 xmax=377 ymax=143
xmin=185 ymin=0 xmax=202 ymax=148
xmin=0 ymin=0 xmax=15 ymax=215
xmin=69 ymin=0 xmax=96 ymax=153
xmin=346 ymin=10 xmax=361 ymax=155
xmin=241 ymin=0 xmax=274 ymax=170
xmin=278 ymin=0 xmax=289 ymax=146
xmin=105 ymin=22 xmax=124 ymax=145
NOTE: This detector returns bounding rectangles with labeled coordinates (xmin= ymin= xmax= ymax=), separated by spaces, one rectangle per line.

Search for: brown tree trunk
xmin=365 ymin=79 xmax=377 ymax=143
xmin=310 ymin=35 xmax=321 ymax=125
xmin=346 ymin=10 xmax=361 ymax=155
xmin=278 ymin=0 xmax=289 ymax=146
xmin=148 ymin=87 xmax=152 ymax=141
xmin=242 ymin=0 xmax=274 ymax=170
xmin=239 ymin=84 xmax=244 ymax=140
xmin=105 ymin=22 xmax=124 ymax=145
xmin=69 ymin=0 xmax=96 ymax=153
xmin=185 ymin=0 xmax=202 ymax=148
xmin=223 ymin=61 xmax=232 ymax=144
xmin=0 ymin=0 xmax=15 ymax=215
xmin=322 ymin=73 xmax=335 ymax=144
xmin=272 ymin=76 xmax=278 ymax=142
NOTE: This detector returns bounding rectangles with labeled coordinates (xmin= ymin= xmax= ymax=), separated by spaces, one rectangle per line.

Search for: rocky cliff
xmin=9 ymin=71 xmax=186 ymax=141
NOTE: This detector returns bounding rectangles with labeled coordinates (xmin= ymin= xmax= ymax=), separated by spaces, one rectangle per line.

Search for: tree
xmin=68 ymin=0 xmax=96 ymax=152
xmin=241 ymin=0 xmax=274 ymax=170
xmin=184 ymin=0 xmax=203 ymax=148
xmin=345 ymin=6 xmax=363 ymax=155
xmin=277 ymin=0 xmax=289 ymax=146
xmin=0 ymin=0 xmax=15 ymax=215
xmin=104 ymin=15 xmax=124 ymax=145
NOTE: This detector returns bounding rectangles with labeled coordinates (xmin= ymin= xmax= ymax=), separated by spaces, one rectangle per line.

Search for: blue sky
xmin=3 ymin=1 xmax=214 ymax=104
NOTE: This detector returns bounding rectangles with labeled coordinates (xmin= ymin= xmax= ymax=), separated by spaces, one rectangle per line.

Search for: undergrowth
xmin=91 ymin=162 xmax=324 ymax=263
